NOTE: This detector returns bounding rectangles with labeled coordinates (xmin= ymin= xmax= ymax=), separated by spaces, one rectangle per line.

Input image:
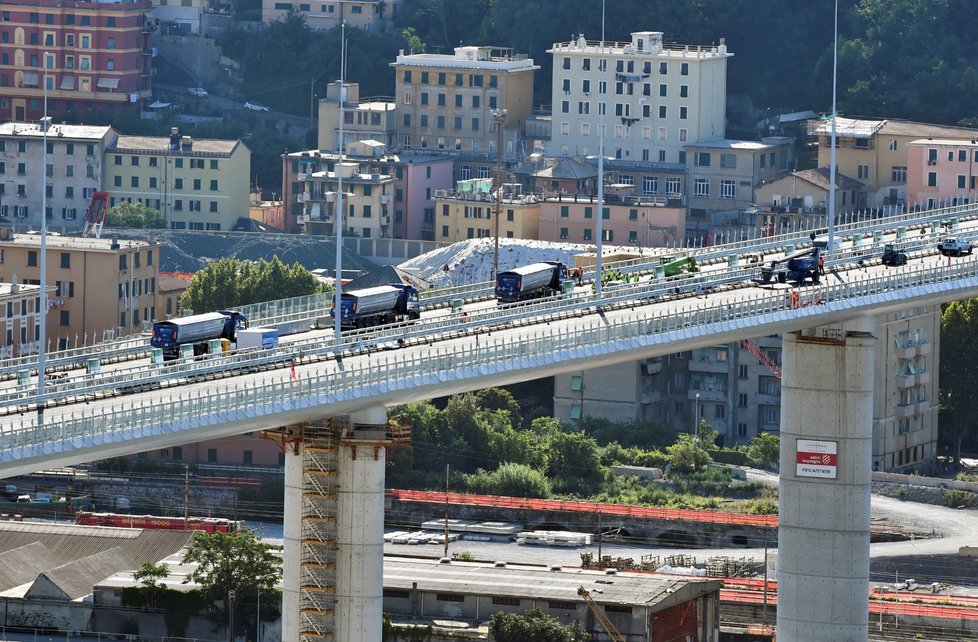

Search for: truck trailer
xmin=331 ymin=284 xmax=420 ymax=329
xmin=150 ymin=310 xmax=248 ymax=360
xmin=495 ymin=261 xmax=565 ymax=303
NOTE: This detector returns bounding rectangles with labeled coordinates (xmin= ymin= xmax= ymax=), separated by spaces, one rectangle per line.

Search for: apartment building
xmin=554 ymin=308 xmax=941 ymax=474
xmin=0 ymin=0 xmax=153 ymax=122
xmin=0 ymin=279 xmax=43 ymax=358
xmin=104 ymin=128 xmax=251 ymax=231
xmin=547 ymin=31 xmax=731 ymax=165
xmin=812 ymin=117 xmax=978 ymax=210
xmin=536 ymin=190 xmax=684 ymax=247
xmin=0 ymin=122 xmax=117 ymax=233
xmin=262 ymin=0 xmax=398 ymax=33
xmin=282 ymin=143 xmax=453 ymax=238
xmin=684 ymin=137 xmax=794 ymax=222
xmin=905 ymin=138 xmax=978 ymax=207
xmin=317 ymin=81 xmax=396 ymax=151
xmin=296 ymin=143 xmax=396 ymax=238
xmin=390 ymin=45 xmax=539 ymax=157
xmin=432 ymin=180 xmax=541 ymax=244
xmin=754 ymin=168 xmax=864 ymax=234
xmin=0 ymin=233 xmax=159 ymax=348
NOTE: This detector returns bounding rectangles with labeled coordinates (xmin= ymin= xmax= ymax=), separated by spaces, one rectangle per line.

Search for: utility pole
xmin=38 ymin=51 xmax=51 ymax=428
xmin=491 ymin=108 xmax=507 ymax=278
xmin=443 ymin=464 xmax=450 ymax=559
xmin=183 ymin=466 xmax=189 ymax=530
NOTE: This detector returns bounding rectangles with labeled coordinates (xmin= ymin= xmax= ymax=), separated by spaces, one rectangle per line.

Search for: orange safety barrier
xmin=386 ymin=489 xmax=779 ymax=528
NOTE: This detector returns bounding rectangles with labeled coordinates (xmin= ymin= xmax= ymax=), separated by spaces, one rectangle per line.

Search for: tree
xmin=465 ymin=462 xmax=551 ymax=498
xmin=106 ymin=201 xmax=166 ymax=229
xmin=746 ymin=432 xmax=780 ymax=470
xmin=941 ymin=299 xmax=978 ymax=467
xmin=490 ymin=608 xmax=590 ymax=642
xmin=181 ymin=530 xmax=281 ymax=615
xmin=543 ymin=429 xmax=602 ymax=493
xmin=179 ymin=256 xmax=323 ymax=313
xmin=133 ymin=562 xmax=170 ymax=609
xmin=666 ymin=433 xmax=712 ymax=474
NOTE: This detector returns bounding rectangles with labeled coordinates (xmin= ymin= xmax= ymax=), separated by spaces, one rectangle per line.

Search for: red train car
xmin=75 ymin=511 xmax=241 ymax=533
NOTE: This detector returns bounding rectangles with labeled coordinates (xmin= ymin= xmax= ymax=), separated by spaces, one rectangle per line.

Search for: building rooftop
xmin=113 ymin=135 xmax=241 ymax=156
xmin=548 ymin=31 xmax=732 ymax=60
xmin=813 ymin=117 xmax=978 ymax=140
xmin=392 ymin=46 xmax=539 ymax=72
xmin=790 ymin=167 xmax=863 ymax=191
xmin=907 ymin=138 xmax=978 ymax=146
xmin=685 ymin=137 xmax=781 ymax=151
xmin=0 ymin=122 xmax=114 ymax=141
xmin=3 ymin=233 xmax=151 ymax=252
xmin=384 ymin=556 xmax=722 ymax=612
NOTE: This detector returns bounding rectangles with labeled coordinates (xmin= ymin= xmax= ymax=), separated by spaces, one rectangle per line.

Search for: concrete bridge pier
xmin=777 ymin=318 xmax=875 ymax=642
xmin=335 ymin=405 xmax=390 ymax=642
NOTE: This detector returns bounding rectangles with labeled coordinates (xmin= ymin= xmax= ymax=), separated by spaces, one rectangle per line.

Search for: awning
xmin=97 ymin=77 xmax=119 ymax=90
xmin=22 ymin=72 xmax=39 ymax=88
xmin=59 ymin=76 xmax=75 ymax=90
xmin=148 ymin=101 xmax=171 ymax=109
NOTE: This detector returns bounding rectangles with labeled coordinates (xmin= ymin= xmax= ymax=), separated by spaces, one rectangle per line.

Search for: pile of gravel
xmin=108 ymin=230 xmax=379 ymax=274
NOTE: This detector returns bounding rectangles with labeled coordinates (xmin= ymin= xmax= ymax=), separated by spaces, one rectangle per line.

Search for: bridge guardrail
xmin=3 ymin=252 xmax=977 ymax=458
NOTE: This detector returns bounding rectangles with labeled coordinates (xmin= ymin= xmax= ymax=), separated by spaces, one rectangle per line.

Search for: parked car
xmin=937 ymin=237 xmax=974 ymax=257
xmin=188 ymin=87 xmax=208 ymax=97
xmin=244 ymin=101 xmax=269 ymax=112
xmin=881 ymin=244 xmax=908 ymax=267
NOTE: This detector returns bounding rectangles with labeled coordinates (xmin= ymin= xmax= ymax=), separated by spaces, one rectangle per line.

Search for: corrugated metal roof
xmin=384 ymin=557 xmax=721 ymax=613
xmin=0 ymin=123 xmax=114 ymax=140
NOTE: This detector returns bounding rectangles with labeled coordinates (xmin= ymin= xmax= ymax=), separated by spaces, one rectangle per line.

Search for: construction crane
xmin=577 ymin=585 xmax=625 ymax=642
xmin=82 ymin=191 xmax=109 ymax=238
xmin=739 ymin=338 xmax=782 ymax=380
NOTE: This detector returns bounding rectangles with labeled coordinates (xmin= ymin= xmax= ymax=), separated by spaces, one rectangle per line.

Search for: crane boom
xmin=577 ymin=585 xmax=625 ymax=642
xmin=83 ymin=191 xmax=109 ymax=238
xmin=739 ymin=338 xmax=782 ymax=380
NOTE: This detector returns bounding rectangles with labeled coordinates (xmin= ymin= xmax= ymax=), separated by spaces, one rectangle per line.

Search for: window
xmin=720 ymin=180 xmax=736 ymax=199
xmin=643 ymin=176 xmax=658 ymax=194
xmin=695 ymin=152 xmax=711 ymax=167
xmin=60 ymin=310 xmax=69 ymax=326
xmin=436 ymin=594 xmax=464 ymax=603
xmin=892 ymin=166 xmax=907 ymax=182
xmin=60 ymin=253 xmax=70 ymax=268
xmin=694 ymin=178 xmax=709 ymax=198
xmin=681 ymin=62 xmax=689 ymax=75
xmin=659 ymin=61 xmax=667 ymax=74
xmin=927 ymin=172 xmax=937 ymax=187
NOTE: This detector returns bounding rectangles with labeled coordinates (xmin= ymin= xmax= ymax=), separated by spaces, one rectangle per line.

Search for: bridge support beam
xmin=777 ymin=318 xmax=875 ymax=642
xmin=335 ymin=406 xmax=390 ymax=642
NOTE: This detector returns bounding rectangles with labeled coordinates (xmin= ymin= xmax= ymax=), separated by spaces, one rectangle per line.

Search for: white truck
xmin=235 ymin=327 xmax=279 ymax=351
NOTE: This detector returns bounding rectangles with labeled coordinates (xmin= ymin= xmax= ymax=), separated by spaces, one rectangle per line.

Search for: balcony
xmin=689 ymin=357 xmax=728 ymax=373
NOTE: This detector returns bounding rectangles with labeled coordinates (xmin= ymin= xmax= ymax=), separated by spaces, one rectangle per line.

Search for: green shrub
xmin=712 ymin=449 xmax=750 ymax=466
xmin=943 ymin=488 xmax=976 ymax=508
xmin=464 ymin=462 xmax=551 ymax=498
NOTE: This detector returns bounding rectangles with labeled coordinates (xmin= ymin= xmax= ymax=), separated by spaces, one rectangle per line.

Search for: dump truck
xmin=331 ymin=284 xmax=420 ymax=329
xmin=495 ymin=261 xmax=565 ymax=303
xmin=150 ymin=310 xmax=248 ymax=360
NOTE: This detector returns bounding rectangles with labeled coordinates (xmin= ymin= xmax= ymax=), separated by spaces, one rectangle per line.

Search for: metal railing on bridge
xmin=3 ymin=251 xmax=978 ymax=463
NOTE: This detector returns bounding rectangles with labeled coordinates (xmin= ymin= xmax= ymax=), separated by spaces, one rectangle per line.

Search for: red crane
xmin=739 ymin=338 xmax=782 ymax=380
xmin=82 ymin=191 xmax=109 ymax=238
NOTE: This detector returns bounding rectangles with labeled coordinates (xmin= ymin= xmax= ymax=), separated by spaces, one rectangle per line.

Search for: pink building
xmin=538 ymin=189 xmax=685 ymax=248
xmin=906 ymin=138 xmax=978 ymax=208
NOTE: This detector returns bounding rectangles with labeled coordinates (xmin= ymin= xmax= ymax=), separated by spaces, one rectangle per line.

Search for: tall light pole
xmin=333 ymin=22 xmax=347 ymax=344
xmin=37 ymin=52 xmax=51 ymax=426
xmin=827 ymin=0 xmax=839 ymax=259
xmin=694 ymin=392 xmax=700 ymax=438
xmin=595 ymin=0 xmax=607 ymax=299
xmin=492 ymin=108 xmax=507 ymax=278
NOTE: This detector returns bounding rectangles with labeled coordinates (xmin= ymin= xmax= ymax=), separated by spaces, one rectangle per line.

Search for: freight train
xmin=75 ymin=511 xmax=241 ymax=533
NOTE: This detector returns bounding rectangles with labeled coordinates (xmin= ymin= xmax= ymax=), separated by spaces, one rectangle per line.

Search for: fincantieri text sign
xmin=795 ymin=439 xmax=838 ymax=479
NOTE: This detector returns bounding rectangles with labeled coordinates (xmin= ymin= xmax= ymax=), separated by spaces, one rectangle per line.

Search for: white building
xmin=0 ymin=123 xmax=116 ymax=233
xmin=546 ymin=31 xmax=731 ymax=164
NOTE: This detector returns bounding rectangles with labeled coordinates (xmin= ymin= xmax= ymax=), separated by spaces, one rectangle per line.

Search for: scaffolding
xmin=299 ymin=420 xmax=340 ymax=642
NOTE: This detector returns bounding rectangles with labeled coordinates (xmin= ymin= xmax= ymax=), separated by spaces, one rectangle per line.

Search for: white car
xmin=937 ymin=237 xmax=974 ymax=257
xmin=244 ymin=101 xmax=270 ymax=112
xmin=188 ymin=87 xmax=208 ymax=97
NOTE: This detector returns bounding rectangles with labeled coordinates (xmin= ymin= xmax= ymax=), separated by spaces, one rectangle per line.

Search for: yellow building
xmin=104 ymin=128 xmax=251 ymax=231
xmin=390 ymin=46 xmax=539 ymax=156
xmin=813 ymin=116 xmax=978 ymax=211
xmin=0 ymin=234 xmax=159 ymax=349
xmin=262 ymin=0 xmax=397 ymax=33
xmin=433 ymin=179 xmax=540 ymax=243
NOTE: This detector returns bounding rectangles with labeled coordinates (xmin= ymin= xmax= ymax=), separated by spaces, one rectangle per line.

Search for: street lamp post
xmin=694 ymin=392 xmax=700 ymax=438
xmin=227 ymin=590 xmax=236 ymax=642
xmin=37 ymin=52 xmax=52 ymax=427
xmin=333 ymin=23 xmax=347 ymax=345
xmin=492 ymin=109 xmax=507 ymax=278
